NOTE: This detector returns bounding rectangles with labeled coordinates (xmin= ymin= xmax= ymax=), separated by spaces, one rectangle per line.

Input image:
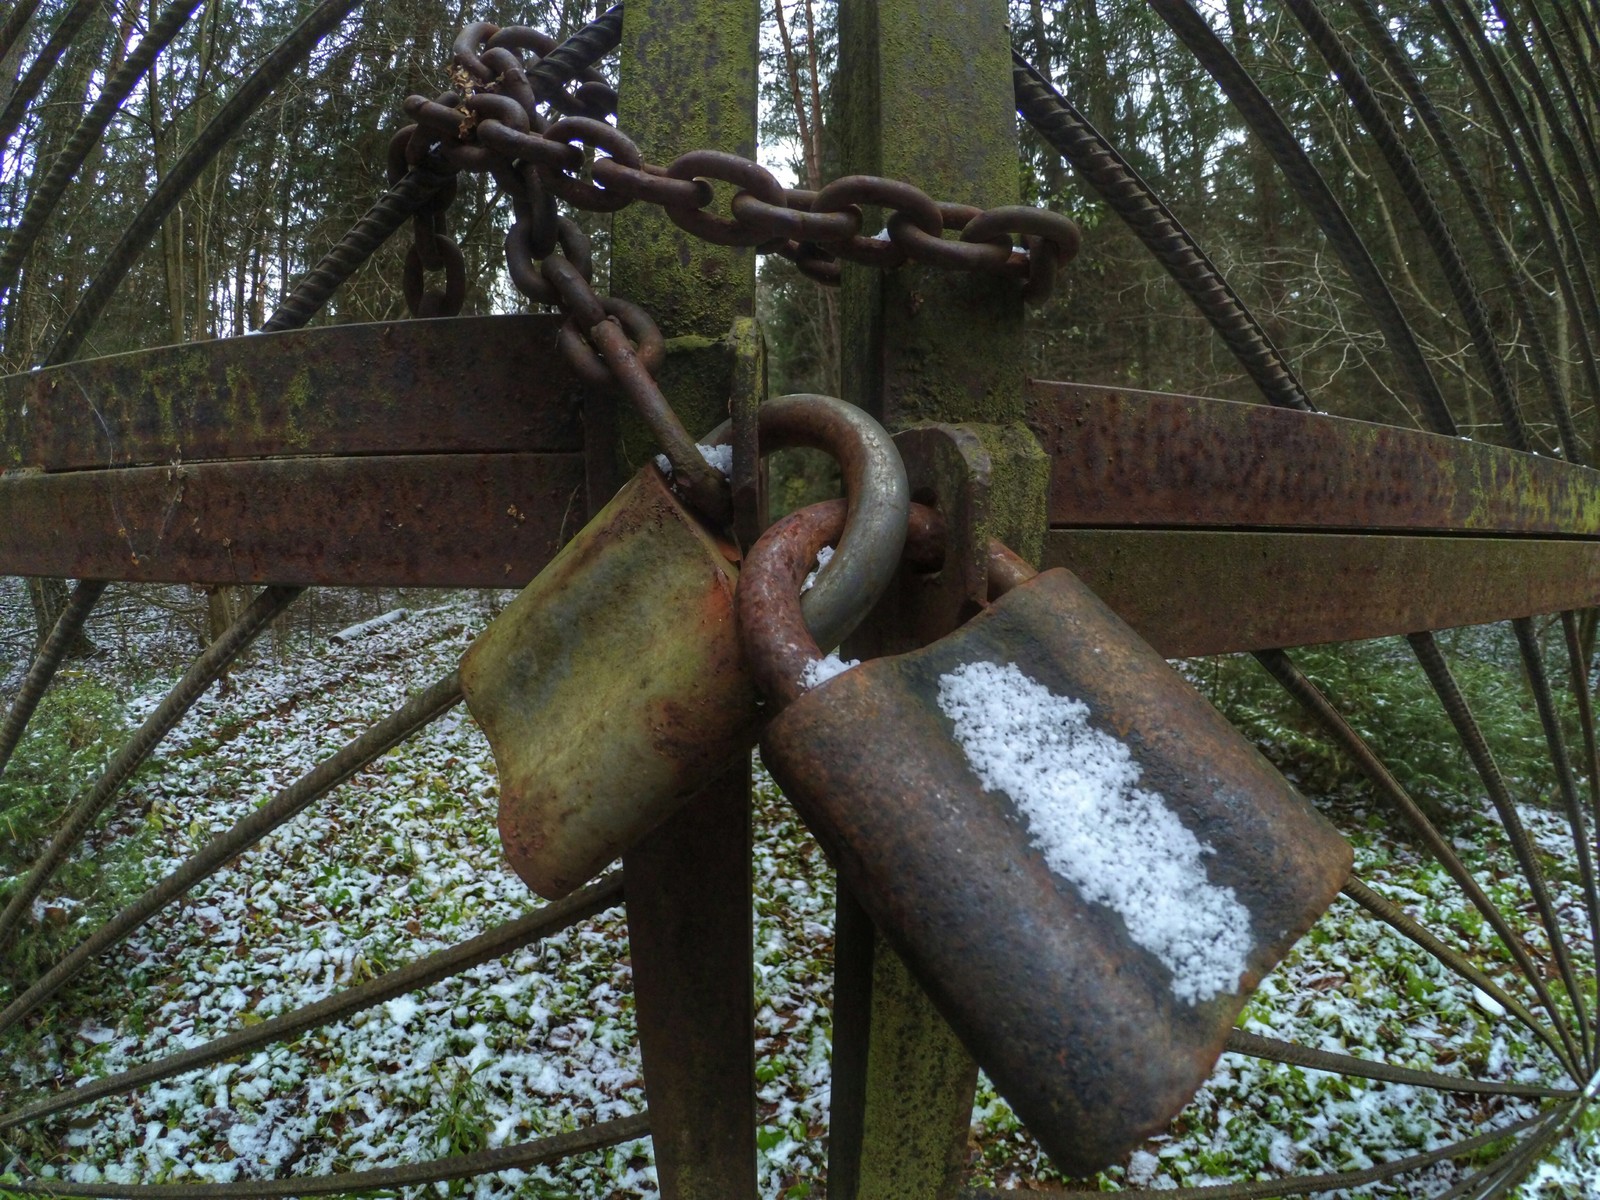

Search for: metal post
xmin=830 ymin=2 xmax=1050 ymax=1197
xmin=612 ymin=3 xmax=760 ymax=1197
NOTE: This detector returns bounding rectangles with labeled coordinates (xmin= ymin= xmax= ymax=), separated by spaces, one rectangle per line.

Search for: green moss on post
xmin=612 ymin=0 xmax=759 ymax=338
xmin=609 ymin=0 xmax=759 ymax=464
xmin=610 ymin=7 xmax=760 ymax=1200
xmin=835 ymin=0 xmax=1026 ymax=428
xmin=968 ymin=421 xmax=1050 ymax=565
xmin=830 ymin=2 xmax=1049 ymax=1197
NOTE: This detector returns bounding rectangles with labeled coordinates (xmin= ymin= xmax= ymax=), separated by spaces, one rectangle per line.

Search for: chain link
xmin=388 ymin=126 xmax=466 ymax=318
xmin=388 ymin=19 xmax=1082 ymax=523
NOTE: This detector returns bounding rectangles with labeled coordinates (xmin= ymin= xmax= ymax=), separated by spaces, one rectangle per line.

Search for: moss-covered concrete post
xmin=828 ymin=2 xmax=1050 ymax=1197
xmin=611 ymin=4 xmax=760 ymax=1199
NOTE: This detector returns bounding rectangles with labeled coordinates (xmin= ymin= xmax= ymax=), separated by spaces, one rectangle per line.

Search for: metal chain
xmin=400 ymin=67 xmax=1079 ymax=291
xmin=384 ymin=19 xmax=1081 ymax=523
xmin=391 ymin=125 xmax=467 ymax=318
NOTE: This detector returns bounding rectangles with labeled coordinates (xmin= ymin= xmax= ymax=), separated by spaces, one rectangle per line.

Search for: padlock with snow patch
xmin=736 ymin=498 xmax=1353 ymax=1176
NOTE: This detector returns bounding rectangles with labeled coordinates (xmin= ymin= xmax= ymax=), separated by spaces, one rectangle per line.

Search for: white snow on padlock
xmin=801 ymin=651 xmax=859 ymax=691
xmin=936 ymin=660 xmax=1253 ymax=1005
xmin=654 ymin=443 xmax=733 ymax=478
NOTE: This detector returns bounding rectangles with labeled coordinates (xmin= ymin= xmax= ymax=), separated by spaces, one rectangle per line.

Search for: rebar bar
xmin=0 ymin=585 xmax=301 ymax=950
xmin=0 ymin=671 xmax=462 ymax=1034
xmin=0 ymin=578 xmax=106 ymax=777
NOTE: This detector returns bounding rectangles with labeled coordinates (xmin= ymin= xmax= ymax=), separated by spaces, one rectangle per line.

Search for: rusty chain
xmin=388 ymin=127 xmax=466 ymax=318
xmin=388 ymin=19 xmax=1080 ymax=526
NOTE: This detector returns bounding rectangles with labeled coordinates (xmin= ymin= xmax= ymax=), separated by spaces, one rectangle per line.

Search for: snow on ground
xmin=1 ymin=591 xmax=1597 ymax=1196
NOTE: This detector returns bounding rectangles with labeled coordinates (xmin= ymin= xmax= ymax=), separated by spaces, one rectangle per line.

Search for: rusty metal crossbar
xmin=4 ymin=328 xmax=1599 ymax=1193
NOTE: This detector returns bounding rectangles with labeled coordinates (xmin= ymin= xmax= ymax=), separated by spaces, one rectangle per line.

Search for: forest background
xmin=3 ymin=0 xmax=1595 ymax=454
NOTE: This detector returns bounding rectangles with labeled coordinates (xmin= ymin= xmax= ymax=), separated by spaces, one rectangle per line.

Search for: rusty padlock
xmin=459 ymin=393 xmax=908 ymax=900
xmin=738 ymin=500 xmax=1352 ymax=1176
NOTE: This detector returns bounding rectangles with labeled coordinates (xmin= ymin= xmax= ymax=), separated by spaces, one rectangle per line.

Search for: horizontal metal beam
xmin=0 ymin=315 xmax=582 ymax=471
xmin=1047 ymin=529 xmax=1600 ymax=656
xmin=1029 ymin=380 xmax=1600 ymax=537
xmin=0 ymin=452 xmax=585 ymax=585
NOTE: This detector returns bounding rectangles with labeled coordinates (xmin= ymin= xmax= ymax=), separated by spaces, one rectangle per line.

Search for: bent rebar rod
xmin=0 ymin=671 xmax=462 ymax=1033
xmin=0 ymin=585 xmax=302 ymax=951
xmin=0 ymin=871 xmax=624 ymax=1131
xmin=1010 ymin=51 xmax=1313 ymax=413
xmin=0 ymin=0 xmax=109 ymax=161
xmin=1284 ymin=0 xmax=1532 ymax=452
xmin=1256 ymin=647 xmax=1582 ymax=1076
xmin=1225 ymin=1029 xmax=1572 ymax=1099
xmin=1347 ymin=0 xmax=1576 ymax=459
xmin=44 ymin=0 xmax=363 ymax=364
xmin=2 ymin=1113 xmax=649 ymax=1198
xmin=0 ymin=578 xmax=106 ymax=777
xmin=954 ymin=1108 xmax=1554 ymax=1198
xmin=1413 ymin=629 xmax=1596 ymax=1066
xmin=1146 ymin=0 xmax=1456 ymax=436
xmin=0 ymin=0 xmax=205 ymax=302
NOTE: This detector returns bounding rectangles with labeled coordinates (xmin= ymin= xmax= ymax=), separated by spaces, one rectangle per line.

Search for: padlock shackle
xmin=986 ymin=539 xmax=1036 ymax=597
xmin=706 ymin=393 xmax=909 ymax=652
xmin=739 ymin=499 xmax=1037 ymax=709
xmin=739 ymin=499 xmax=848 ymax=709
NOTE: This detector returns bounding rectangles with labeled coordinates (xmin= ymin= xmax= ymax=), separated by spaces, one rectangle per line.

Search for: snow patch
xmin=653 ymin=443 xmax=733 ymax=479
xmin=801 ymin=544 xmax=834 ymax=594
xmin=1472 ymin=986 xmax=1506 ymax=1018
xmin=330 ymin=609 xmax=410 ymax=644
xmin=935 ymin=660 xmax=1252 ymax=1006
xmin=801 ymin=653 xmax=858 ymax=691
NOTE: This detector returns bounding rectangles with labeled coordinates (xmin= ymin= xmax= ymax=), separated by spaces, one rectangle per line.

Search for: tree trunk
xmin=27 ymin=577 xmax=95 ymax=658
xmin=200 ymin=584 xmax=249 ymax=690
xmin=203 ymin=584 xmax=246 ymax=644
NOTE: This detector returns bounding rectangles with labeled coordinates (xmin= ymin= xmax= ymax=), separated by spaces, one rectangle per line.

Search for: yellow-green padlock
xmin=460 ymin=393 xmax=907 ymax=899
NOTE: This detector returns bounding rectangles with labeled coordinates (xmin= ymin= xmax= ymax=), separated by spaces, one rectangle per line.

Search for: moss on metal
xmin=854 ymin=940 xmax=978 ymax=1200
xmin=968 ymin=420 xmax=1050 ymax=565
xmin=611 ymin=0 xmax=758 ymax=339
xmin=613 ymin=339 xmax=737 ymax=471
xmin=834 ymin=0 xmax=1027 ymax=429
xmin=873 ymin=5 xmax=1018 ymax=206
xmin=830 ymin=3 xmax=1043 ymax=1194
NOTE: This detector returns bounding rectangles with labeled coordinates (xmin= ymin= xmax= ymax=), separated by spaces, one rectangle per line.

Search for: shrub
xmin=1189 ymin=626 xmax=1582 ymax=820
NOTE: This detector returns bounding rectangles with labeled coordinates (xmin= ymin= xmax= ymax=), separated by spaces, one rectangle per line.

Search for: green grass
xmin=4 ymin=618 xmax=1596 ymax=1195
xmin=1187 ymin=630 xmax=1580 ymax=823
xmin=0 ymin=675 xmax=156 ymax=985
